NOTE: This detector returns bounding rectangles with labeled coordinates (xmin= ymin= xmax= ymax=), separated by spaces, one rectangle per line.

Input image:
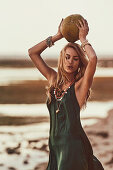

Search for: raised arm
xmin=28 ymin=20 xmax=63 ymax=84
xmin=76 ymin=19 xmax=97 ymax=106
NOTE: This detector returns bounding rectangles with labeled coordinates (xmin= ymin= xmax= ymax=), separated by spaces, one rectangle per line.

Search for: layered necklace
xmin=54 ymin=78 xmax=76 ymax=114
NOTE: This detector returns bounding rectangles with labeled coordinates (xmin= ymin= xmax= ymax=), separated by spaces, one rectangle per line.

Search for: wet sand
xmin=84 ymin=108 xmax=113 ymax=170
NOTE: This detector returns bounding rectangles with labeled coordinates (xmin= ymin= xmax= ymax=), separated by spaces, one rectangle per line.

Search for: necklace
xmin=54 ymin=78 xmax=76 ymax=114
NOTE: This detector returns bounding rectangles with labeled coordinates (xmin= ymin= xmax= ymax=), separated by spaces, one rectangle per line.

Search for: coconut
xmin=60 ymin=14 xmax=84 ymax=42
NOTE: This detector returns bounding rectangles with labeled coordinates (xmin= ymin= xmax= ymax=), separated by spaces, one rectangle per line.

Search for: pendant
xmin=56 ymin=109 xmax=60 ymax=114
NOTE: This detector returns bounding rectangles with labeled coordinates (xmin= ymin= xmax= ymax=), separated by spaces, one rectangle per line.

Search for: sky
xmin=0 ymin=0 xmax=113 ymax=59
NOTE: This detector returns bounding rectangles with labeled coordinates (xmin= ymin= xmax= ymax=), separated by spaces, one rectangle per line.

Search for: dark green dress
xmin=46 ymin=81 xmax=104 ymax=170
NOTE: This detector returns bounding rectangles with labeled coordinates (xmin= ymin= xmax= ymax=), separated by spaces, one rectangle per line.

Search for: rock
xmin=0 ymin=163 xmax=4 ymax=166
xmin=8 ymin=167 xmax=16 ymax=170
xmin=40 ymin=144 xmax=47 ymax=152
xmin=28 ymin=139 xmax=39 ymax=144
xmin=96 ymin=132 xmax=109 ymax=138
xmin=6 ymin=147 xmax=20 ymax=155
xmin=61 ymin=14 xmax=84 ymax=42
xmin=23 ymin=159 xmax=29 ymax=164
xmin=6 ymin=143 xmax=21 ymax=155
xmin=87 ymin=131 xmax=109 ymax=138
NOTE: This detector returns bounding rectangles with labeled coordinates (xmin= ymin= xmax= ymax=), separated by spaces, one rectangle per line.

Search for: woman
xmin=28 ymin=18 xmax=104 ymax=170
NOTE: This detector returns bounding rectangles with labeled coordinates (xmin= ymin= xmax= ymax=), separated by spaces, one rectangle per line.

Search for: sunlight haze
xmin=0 ymin=0 xmax=113 ymax=59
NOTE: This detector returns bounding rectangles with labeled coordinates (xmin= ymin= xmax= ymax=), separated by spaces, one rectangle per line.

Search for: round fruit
xmin=61 ymin=14 xmax=84 ymax=42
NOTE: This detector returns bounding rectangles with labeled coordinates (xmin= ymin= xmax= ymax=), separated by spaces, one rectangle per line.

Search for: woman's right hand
xmin=56 ymin=19 xmax=64 ymax=39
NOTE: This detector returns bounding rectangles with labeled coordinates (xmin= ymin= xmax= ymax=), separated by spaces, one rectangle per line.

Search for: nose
xmin=68 ymin=58 xmax=73 ymax=64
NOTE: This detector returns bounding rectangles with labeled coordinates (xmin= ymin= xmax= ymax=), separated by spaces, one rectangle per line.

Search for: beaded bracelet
xmin=46 ymin=36 xmax=54 ymax=48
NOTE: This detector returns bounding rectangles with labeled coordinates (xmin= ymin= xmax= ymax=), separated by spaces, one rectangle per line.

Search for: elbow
xmin=91 ymin=55 xmax=97 ymax=60
xmin=88 ymin=56 xmax=97 ymax=67
xmin=28 ymin=48 xmax=40 ymax=58
xmin=28 ymin=48 xmax=32 ymax=57
xmin=94 ymin=55 xmax=98 ymax=60
xmin=94 ymin=55 xmax=98 ymax=64
xmin=90 ymin=55 xmax=98 ymax=63
xmin=28 ymin=48 xmax=36 ymax=58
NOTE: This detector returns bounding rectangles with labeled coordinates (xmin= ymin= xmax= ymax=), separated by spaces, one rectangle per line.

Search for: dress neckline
xmin=54 ymin=80 xmax=76 ymax=101
xmin=61 ymin=80 xmax=76 ymax=92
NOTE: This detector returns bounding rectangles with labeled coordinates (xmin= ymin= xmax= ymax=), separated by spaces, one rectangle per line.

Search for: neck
xmin=65 ymin=72 xmax=76 ymax=82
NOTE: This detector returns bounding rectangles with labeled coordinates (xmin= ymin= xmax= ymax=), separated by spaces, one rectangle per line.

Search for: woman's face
xmin=63 ymin=47 xmax=80 ymax=74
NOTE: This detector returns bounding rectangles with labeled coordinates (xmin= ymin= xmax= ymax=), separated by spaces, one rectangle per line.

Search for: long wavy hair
xmin=46 ymin=42 xmax=91 ymax=110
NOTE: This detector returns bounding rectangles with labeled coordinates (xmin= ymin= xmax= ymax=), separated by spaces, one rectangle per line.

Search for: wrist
xmin=81 ymin=39 xmax=92 ymax=52
xmin=79 ymin=37 xmax=87 ymax=43
xmin=45 ymin=34 xmax=63 ymax=48
xmin=52 ymin=34 xmax=63 ymax=42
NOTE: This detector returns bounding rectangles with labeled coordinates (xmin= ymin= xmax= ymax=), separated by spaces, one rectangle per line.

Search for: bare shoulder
xmin=74 ymin=77 xmax=84 ymax=90
xmin=48 ymin=71 xmax=57 ymax=85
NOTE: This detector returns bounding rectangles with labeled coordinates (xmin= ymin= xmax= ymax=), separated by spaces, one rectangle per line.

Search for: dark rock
xmin=87 ymin=131 xmax=109 ymax=138
xmin=28 ymin=139 xmax=39 ymax=144
xmin=40 ymin=144 xmax=47 ymax=151
xmin=6 ymin=148 xmax=20 ymax=155
xmin=96 ymin=132 xmax=109 ymax=138
xmin=6 ymin=143 xmax=21 ymax=155
xmin=0 ymin=163 xmax=4 ymax=166
xmin=23 ymin=160 xmax=29 ymax=164
xmin=8 ymin=167 xmax=16 ymax=170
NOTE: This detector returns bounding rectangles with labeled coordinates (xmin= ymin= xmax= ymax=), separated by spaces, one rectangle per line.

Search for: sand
xmin=84 ymin=108 xmax=113 ymax=170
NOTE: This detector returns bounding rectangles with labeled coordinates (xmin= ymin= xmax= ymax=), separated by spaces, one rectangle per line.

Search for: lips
xmin=67 ymin=66 xmax=73 ymax=69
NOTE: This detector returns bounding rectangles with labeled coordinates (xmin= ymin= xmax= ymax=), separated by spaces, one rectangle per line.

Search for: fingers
xmin=58 ymin=18 xmax=63 ymax=31
xmin=76 ymin=19 xmax=84 ymax=29
xmin=78 ymin=20 xmax=83 ymax=28
xmin=76 ymin=19 xmax=89 ymax=31
xmin=61 ymin=18 xmax=64 ymax=24
xmin=76 ymin=20 xmax=82 ymax=29
xmin=76 ymin=23 xmax=80 ymax=28
xmin=59 ymin=18 xmax=64 ymax=28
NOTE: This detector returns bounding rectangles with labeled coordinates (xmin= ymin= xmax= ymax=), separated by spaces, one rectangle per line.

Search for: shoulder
xmin=48 ymin=71 xmax=57 ymax=85
xmin=74 ymin=77 xmax=84 ymax=90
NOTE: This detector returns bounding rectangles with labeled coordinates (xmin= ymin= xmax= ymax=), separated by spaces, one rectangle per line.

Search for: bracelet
xmin=81 ymin=39 xmax=88 ymax=47
xmin=46 ymin=36 xmax=54 ymax=48
xmin=81 ymin=40 xmax=92 ymax=52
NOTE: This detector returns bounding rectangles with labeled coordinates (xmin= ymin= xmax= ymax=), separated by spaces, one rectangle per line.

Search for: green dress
xmin=46 ymin=81 xmax=104 ymax=170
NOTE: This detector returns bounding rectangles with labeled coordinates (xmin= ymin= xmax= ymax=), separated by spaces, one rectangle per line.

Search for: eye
xmin=74 ymin=58 xmax=79 ymax=61
xmin=65 ymin=54 xmax=70 ymax=60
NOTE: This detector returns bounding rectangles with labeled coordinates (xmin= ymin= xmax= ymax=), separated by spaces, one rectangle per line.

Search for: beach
xmin=0 ymin=103 xmax=113 ymax=170
xmin=0 ymin=59 xmax=113 ymax=170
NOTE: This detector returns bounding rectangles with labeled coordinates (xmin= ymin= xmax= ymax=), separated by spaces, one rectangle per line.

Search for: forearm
xmin=28 ymin=34 xmax=63 ymax=56
xmin=80 ymin=38 xmax=97 ymax=61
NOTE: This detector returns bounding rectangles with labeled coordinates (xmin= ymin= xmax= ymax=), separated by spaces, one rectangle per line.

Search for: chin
xmin=65 ymin=69 xmax=75 ymax=74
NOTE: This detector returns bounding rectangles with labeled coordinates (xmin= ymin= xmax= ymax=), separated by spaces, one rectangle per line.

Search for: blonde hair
xmin=46 ymin=42 xmax=91 ymax=110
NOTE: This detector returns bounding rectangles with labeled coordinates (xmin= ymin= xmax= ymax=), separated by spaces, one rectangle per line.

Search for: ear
xmin=78 ymin=67 xmax=80 ymax=72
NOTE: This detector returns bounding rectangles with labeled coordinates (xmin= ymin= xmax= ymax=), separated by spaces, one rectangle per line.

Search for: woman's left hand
xmin=76 ymin=19 xmax=89 ymax=41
